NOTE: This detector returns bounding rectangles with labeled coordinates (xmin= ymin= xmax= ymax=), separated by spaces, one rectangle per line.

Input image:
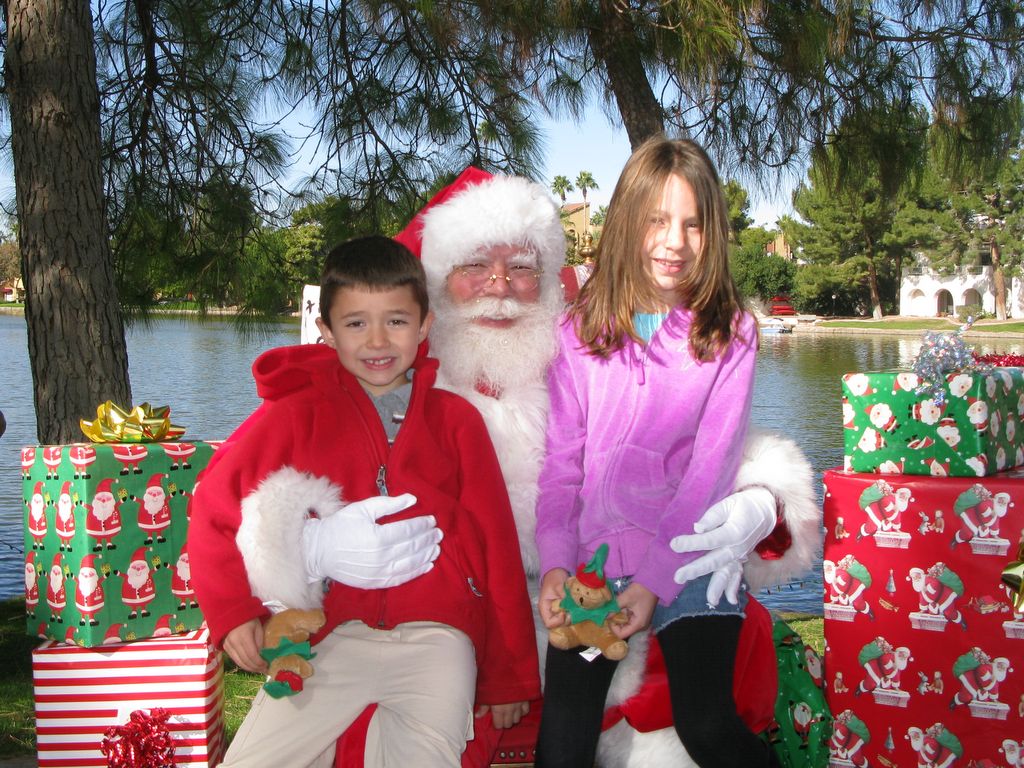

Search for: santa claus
xmin=26 ymin=481 xmax=48 ymax=549
xmin=54 ymin=481 xmax=76 ymax=551
xmin=138 ymin=473 xmax=172 ymax=544
xmin=120 ymin=546 xmax=157 ymax=619
xmin=86 ymin=478 xmax=122 ymax=551
xmin=74 ymin=553 xmax=105 ymax=626
xmin=25 ymin=552 xmax=39 ymax=617
xmin=171 ymin=545 xmax=198 ymax=610
xmin=378 ymin=170 xmax=817 ymax=766
xmin=46 ymin=552 xmax=66 ymax=623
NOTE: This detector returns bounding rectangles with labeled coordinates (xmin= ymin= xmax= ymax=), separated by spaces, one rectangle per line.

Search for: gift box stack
xmin=824 ymin=344 xmax=1024 ymax=768
xmin=22 ymin=403 xmax=226 ymax=766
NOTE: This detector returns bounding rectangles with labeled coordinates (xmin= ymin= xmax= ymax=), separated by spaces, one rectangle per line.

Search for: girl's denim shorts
xmin=610 ymin=572 xmax=747 ymax=634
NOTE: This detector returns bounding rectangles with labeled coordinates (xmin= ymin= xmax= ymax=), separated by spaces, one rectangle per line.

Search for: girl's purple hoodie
xmin=534 ymin=307 xmax=758 ymax=604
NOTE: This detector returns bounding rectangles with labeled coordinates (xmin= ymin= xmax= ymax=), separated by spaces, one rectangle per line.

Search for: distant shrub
xmin=956 ymin=304 xmax=989 ymax=322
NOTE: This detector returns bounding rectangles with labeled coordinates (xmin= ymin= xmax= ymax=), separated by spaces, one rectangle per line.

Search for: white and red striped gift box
xmin=32 ymin=627 xmax=225 ymax=767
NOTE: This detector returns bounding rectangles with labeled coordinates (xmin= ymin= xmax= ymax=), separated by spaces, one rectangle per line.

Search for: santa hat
xmin=146 ymin=473 xmax=166 ymax=491
xmin=79 ymin=554 xmax=97 ymax=572
xmin=95 ymin=478 xmax=115 ymax=495
xmin=33 ymin=481 xmax=44 ymax=497
xmin=60 ymin=481 xmax=72 ymax=497
xmin=103 ymin=623 xmax=124 ymax=644
xmin=25 ymin=551 xmax=35 ymax=568
xmin=575 ymin=543 xmax=611 ymax=590
xmin=131 ymin=547 xmax=150 ymax=566
xmin=51 ymin=553 xmax=62 ymax=570
xmin=397 ymin=168 xmax=566 ymax=296
xmin=153 ymin=615 xmax=174 ymax=635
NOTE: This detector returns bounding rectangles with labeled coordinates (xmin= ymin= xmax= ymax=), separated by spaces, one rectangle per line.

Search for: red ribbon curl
xmin=100 ymin=708 xmax=176 ymax=768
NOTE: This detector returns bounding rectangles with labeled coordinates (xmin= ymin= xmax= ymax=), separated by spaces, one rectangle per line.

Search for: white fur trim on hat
xmin=418 ymin=175 xmax=566 ymax=293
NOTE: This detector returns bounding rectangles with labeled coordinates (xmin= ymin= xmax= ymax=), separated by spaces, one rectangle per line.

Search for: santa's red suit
xmin=829 ymin=719 xmax=868 ymax=768
xmin=120 ymin=550 xmax=157 ymax=615
xmin=46 ymin=556 xmax=66 ymax=621
xmin=829 ymin=568 xmax=872 ymax=615
xmin=74 ymin=555 xmax=105 ymax=624
xmin=86 ymin=479 xmax=122 ymax=550
xmin=171 ymin=549 xmax=196 ymax=608
xmin=138 ymin=475 xmax=172 ymax=542
xmin=54 ymin=483 xmax=76 ymax=550
xmin=25 ymin=554 xmax=39 ymax=614
xmin=920 ymin=575 xmax=964 ymax=623
xmin=26 ymin=482 xmax=47 ymax=547
xmin=858 ymin=652 xmax=898 ymax=694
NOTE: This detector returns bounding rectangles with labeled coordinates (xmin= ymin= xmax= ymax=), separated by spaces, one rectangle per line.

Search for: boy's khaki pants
xmin=221 ymin=620 xmax=476 ymax=768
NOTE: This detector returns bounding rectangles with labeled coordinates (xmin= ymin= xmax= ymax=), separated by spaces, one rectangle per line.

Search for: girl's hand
xmin=476 ymin=701 xmax=530 ymax=729
xmin=223 ymin=618 xmax=268 ymax=674
xmin=538 ymin=568 xmax=571 ymax=629
xmin=612 ymin=582 xmax=658 ymax=640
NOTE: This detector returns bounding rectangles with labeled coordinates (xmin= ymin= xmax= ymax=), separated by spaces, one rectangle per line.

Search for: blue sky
xmin=538 ymin=112 xmax=799 ymax=228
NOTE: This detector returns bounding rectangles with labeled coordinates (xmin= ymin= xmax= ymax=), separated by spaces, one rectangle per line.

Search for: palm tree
xmin=576 ymin=172 xmax=598 ymax=233
xmin=551 ymin=175 xmax=574 ymax=205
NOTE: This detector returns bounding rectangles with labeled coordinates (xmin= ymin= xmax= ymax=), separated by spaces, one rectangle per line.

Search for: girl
xmin=534 ymin=137 xmax=774 ymax=767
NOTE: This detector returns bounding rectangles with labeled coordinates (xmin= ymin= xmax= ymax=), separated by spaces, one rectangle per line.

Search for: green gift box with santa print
xmin=842 ymin=368 xmax=1024 ymax=477
xmin=20 ymin=440 xmax=217 ymax=646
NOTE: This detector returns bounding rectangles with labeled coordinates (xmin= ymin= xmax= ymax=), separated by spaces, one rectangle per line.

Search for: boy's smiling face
xmin=316 ymin=284 xmax=433 ymax=397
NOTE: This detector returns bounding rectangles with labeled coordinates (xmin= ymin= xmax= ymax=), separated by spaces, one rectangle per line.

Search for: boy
xmin=188 ymin=236 xmax=540 ymax=767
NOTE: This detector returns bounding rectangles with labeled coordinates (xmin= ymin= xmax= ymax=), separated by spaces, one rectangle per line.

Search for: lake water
xmin=3 ymin=314 xmax=1022 ymax=615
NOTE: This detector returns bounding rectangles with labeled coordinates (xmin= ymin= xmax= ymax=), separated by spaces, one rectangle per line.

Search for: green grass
xmin=2 ymin=597 xmax=826 ymax=758
xmin=819 ymin=317 xmax=1024 ymax=333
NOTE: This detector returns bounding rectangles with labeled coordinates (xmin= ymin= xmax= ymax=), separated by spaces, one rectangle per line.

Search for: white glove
xmin=301 ymin=493 xmax=443 ymax=589
xmin=670 ymin=487 xmax=777 ymax=607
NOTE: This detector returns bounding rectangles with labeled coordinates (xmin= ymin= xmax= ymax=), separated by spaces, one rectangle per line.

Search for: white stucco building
xmin=899 ymin=260 xmax=1024 ymax=318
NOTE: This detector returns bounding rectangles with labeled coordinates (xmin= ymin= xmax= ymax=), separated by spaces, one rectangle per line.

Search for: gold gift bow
xmin=80 ymin=401 xmax=186 ymax=443
xmin=1002 ymin=541 xmax=1024 ymax=613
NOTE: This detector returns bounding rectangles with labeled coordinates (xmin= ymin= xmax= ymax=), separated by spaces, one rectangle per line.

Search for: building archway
xmin=936 ymin=290 xmax=954 ymax=316
xmin=962 ymin=288 xmax=982 ymax=309
xmin=908 ymin=289 xmax=927 ymax=316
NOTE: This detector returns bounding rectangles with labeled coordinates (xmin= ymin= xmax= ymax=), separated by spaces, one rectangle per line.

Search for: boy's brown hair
xmin=319 ymin=236 xmax=429 ymax=326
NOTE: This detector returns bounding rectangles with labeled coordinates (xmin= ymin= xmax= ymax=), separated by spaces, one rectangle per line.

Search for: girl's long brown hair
xmin=570 ymin=136 xmax=751 ymax=361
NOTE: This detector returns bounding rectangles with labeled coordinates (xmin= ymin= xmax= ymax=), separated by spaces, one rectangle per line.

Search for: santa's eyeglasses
xmin=452 ymin=262 xmax=543 ymax=290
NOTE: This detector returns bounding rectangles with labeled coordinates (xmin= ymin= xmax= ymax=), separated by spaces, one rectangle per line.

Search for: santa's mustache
xmin=456 ymin=297 xmax=525 ymax=322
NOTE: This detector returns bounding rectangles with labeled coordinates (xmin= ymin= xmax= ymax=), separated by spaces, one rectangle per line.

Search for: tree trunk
xmin=588 ymin=0 xmax=664 ymax=150
xmin=991 ymin=238 xmax=1007 ymax=321
xmin=864 ymin=235 xmax=883 ymax=319
xmin=6 ymin=0 xmax=131 ymax=443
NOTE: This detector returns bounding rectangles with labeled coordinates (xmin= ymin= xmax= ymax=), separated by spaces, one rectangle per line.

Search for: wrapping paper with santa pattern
xmin=21 ymin=441 xmax=219 ymax=646
xmin=32 ymin=627 xmax=224 ymax=767
xmin=842 ymin=368 xmax=1024 ymax=477
xmin=822 ymin=468 xmax=1024 ymax=768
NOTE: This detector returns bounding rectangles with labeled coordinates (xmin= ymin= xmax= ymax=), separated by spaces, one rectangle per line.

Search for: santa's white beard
xmin=57 ymin=499 xmax=72 ymax=523
xmin=127 ymin=565 xmax=150 ymax=590
xmin=429 ymin=293 xmax=561 ymax=393
xmin=92 ymin=496 xmax=115 ymax=521
xmin=176 ymin=560 xmax=190 ymax=581
xmin=25 ymin=568 xmax=35 ymax=590
xmin=144 ymin=494 xmax=165 ymax=515
xmin=78 ymin=570 xmax=99 ymax=597
xmin=30 ymin=500 xmax=44 ymax=521
xmin=50 ymin=568 xmax=63 ymax=590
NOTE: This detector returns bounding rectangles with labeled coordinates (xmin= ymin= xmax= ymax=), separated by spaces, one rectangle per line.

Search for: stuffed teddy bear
xmin=234 ymin=468 xmax=344 ymax=698
xmin=549 ymin=543 xmax=630 ymax=661
xmin=258 ymin=607 xmax=326 ymax=698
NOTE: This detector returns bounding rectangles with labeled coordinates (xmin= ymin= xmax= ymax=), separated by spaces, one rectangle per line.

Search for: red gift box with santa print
xmin=822 ymin=468 xmax=1024 ymax=768
xmin=21 ymin=441 xmax=220 ymax=646
xmin=32 ymin=627 xmax=225 ymax=767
